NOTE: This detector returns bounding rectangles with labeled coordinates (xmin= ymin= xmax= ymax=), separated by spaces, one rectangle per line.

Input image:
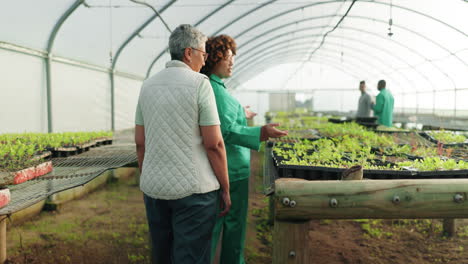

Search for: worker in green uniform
xmin=373 ymin=79 xmax=394 ymax=127
xmin=201 ymin=35 xmax=288 ymax=264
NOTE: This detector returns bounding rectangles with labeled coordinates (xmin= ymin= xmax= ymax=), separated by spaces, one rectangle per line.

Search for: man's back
xmin=357 ymin=92 xmax=372 ymax=117
xmin=136 ymin=60 xmax=220 ymax=200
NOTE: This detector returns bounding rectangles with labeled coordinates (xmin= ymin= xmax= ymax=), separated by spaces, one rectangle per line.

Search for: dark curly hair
xmin=200 ymin=34 xmax=237 ymax=76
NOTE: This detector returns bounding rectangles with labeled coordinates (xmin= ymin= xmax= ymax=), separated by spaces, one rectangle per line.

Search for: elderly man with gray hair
xmin=135 ymin=24 xmax=231 ymax=263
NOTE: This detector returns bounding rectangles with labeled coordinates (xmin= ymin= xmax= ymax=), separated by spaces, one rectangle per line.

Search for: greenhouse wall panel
xmin=434 ymin=91 xmax=456 ymax=112
xmin=54 ymin=0 xmax=154 ymax=67
xmin=313 ymin=91 xmax=359 ymax=113
xmin=0 ymin=0 xmax=73 ymax=50
xmin=51 ymin=62 xmax=111 ymax=132
xmin=232 ymin=91 xmax=269 ymax=125
xmin=0 ymin=49 xmax=46 ymax=133
xmin=417 ymin=92 xmax=435 ymax=111
xmin=455 ymin=90 xmax=468 ymax=117
xmin=115 ymin=76 xmax=142 ymax=130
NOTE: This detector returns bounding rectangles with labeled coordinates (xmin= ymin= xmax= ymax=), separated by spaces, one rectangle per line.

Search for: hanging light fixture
xmin=388 ymin=0 xmax=394 ymax=37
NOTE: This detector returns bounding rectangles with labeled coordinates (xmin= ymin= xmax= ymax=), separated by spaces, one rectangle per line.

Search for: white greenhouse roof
xmin=0 ymin=0 xmax=467 ymax=132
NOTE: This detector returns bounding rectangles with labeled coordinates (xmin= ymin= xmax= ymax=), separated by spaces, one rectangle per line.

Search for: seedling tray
xmin=419 ymin=131 xmax=468 ymax=147
xmin=416 ymin=169 xmax=468 ymax=179
xmin=49 ymin=146 xmax=78 ymax=157
xmin=274 ymin=164 xmax=417 ymax=180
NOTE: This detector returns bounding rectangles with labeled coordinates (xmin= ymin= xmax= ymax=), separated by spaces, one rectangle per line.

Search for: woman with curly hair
xmin=201 ymin=35 xmax=287 ymax=264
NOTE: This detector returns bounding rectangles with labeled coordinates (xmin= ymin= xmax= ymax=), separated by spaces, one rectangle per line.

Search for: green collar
xmin=209 ymin=74 xmax=225 ymax=87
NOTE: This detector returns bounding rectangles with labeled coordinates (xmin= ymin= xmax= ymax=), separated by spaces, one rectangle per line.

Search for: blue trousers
xmin=144 ymin=190 xmax=218 ymax=264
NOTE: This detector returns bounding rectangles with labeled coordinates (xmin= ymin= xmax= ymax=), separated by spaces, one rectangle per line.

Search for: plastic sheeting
xmin=0 ymin=0 xmax=467 ymax=132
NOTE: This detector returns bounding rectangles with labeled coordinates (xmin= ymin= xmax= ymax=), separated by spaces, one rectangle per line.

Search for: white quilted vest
xmin=138 ymin=60 xmax=220 ymax=200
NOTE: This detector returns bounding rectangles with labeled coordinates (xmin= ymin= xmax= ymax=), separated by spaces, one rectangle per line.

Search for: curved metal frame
xmin=230 ymin=47 xmax=408 ymax=92
xmin=233 ymin=15 xmax=465 ymax=112
xmin=233 ymin=31 xmax=438 ymax=94
xmin=144 ymin=0 xmax=467 ymax=101
xmin=254 ymin=54 xmax=368 ymax=81
xmin=233 ymin=0 xmax=468 ymax=88
xmin=240 ymin=51 xmax=405 ymax=89
xmin=238 ymin=15 xmax=460 ymax=83
xmin=45 ymin=0 xmax=84 ymax=133
xmin=24 ymin=0 xmax=468 ymax=133
xmin=212 ymin=0 xmax=277 ymax=36
xmin=228 ymin=55 xmax=404 ymax=114
xmin=232 ymin=58 xmax=393 ymax=95
xmin=236 ymin=17 xmax=459 ymax=87
xmin=146 ymin=0 xmax=237 ymax=78
xmin=146 ymin=0 xmax=278 ymax=78
xmin=234 ymin=41 xmax=414 ymax=92
xmin=145 ymin=0 xmax=467 ymax=90
xmin=110 ymin=0 xmax=176 ymax=130
xmin=235 ymin=0 xmax=467 ymax=40
xmin=231 ymin=54 xmax=384 ymax=89
xmin=231 ymin=14 xmax=463 ymax=113
xmin=235 ymin=34 xmax=424 ymax=88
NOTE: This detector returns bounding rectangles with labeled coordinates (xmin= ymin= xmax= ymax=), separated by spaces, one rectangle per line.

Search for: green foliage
xmin=398 ymin=157 xmax=468 ymax=171
xmin=358 ymin=219 xmax=393 ymax=239
xmin=429 ymin=131 xmax=467 ymax=144
xmin=274 ymin=137 xmax=401 ymax=170
xmin=269 ymin=112 xmax=468 ymax=172
xmin=0 ymin=131 xmax=113 ymax=171
xmin=392 ymin=219 xmax=442 ymax=234
xmin=128 ymin=253 xmax=147 ymax=263
xmin=253 ymin=206 xmax=273 ymax=247
xmin=0 ymin=140 xmax=37 ymax=171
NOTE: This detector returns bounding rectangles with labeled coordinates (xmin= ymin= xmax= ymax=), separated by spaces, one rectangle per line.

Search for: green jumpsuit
xmin=373 ymin=88 xmax=394 ymax=127
xmin=209 ymin=74 xmax=261 ymax=264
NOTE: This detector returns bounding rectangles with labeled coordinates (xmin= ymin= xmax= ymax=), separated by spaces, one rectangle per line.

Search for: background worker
xmin=372 ymin=79 xmax=394 ymax=127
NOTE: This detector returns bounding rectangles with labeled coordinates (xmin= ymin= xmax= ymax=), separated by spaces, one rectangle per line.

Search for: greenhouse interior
xmin=1 ymin=0 xmax=468 ymax=263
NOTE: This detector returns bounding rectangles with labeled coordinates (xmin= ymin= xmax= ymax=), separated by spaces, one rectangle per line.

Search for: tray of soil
xmin=0 ymin=161 xmax=53 ymax=186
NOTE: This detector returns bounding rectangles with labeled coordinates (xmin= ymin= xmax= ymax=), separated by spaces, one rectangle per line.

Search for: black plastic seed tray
xmin=375 ymin=129 xmax=413 ymax=134
xmin=277 ymin=164 xmax=344 ymax=180
xmin=416 ymin=169 xmax=468 ymax=179
xmin=48 ymin=147 xmax=78 ymax=157
xmin=363 ymin=169 xmax=417 ymax=179
xmin=355 ymin=117 xmax=378 ymax=123
xmin=328 ymin=117 xmax=353 ymax=124
xmin=356 ymin=122 xmax=379 ymax=129
xmin=274 ymin=164 xmax=419 ymax=180
xmin=419 ymin=131 xmax=468 ymax=147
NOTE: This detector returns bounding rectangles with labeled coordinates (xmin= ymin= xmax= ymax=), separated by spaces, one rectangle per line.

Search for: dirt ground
xmin=5 ymin=151 xmax=468 ymax=263
xmin=6 ymin=176 xmax=151 ymax=264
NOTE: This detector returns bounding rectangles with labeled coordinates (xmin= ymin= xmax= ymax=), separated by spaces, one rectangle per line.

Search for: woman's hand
xmin=219 ymin=189 xmax=231 ymax=217
xmin=260 ymin=123 xmax=288 ymax=141
xmin=243 ymin=106 xmax=257 ymax=120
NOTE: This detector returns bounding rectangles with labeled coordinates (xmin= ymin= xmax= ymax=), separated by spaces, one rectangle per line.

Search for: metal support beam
xmin=146 ymin=0 xmax=235 ymax=78
xmin=236 ymin=23 xmax=454 ymax=90
xmin=233 ymin=46 xmax=409 ymax=91
xmin=228 ymin=51 xmax=404 ymax=90
xmin=234 ymin=36 xmax=425 ymax=92
xmin=110 ymin=0 xmax=175 ymax=131
xmin=45 ymin=0 xmax=84 ymax=133
xmin=0 ymin=42 xmax=144 ymax=81
xmin=235 ymin=23 xmax=456 ymax=93
xmin=235 ymin=0 xmax=468 ymax=44
xmin=145 ymin=0 xmax=278 ymax=77
xmin=234 ymin=2 xmax=468 ymax=78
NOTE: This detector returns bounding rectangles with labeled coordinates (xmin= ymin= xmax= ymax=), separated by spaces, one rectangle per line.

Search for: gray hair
xmin=169 ymin=24 xmax=207 ymax=61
